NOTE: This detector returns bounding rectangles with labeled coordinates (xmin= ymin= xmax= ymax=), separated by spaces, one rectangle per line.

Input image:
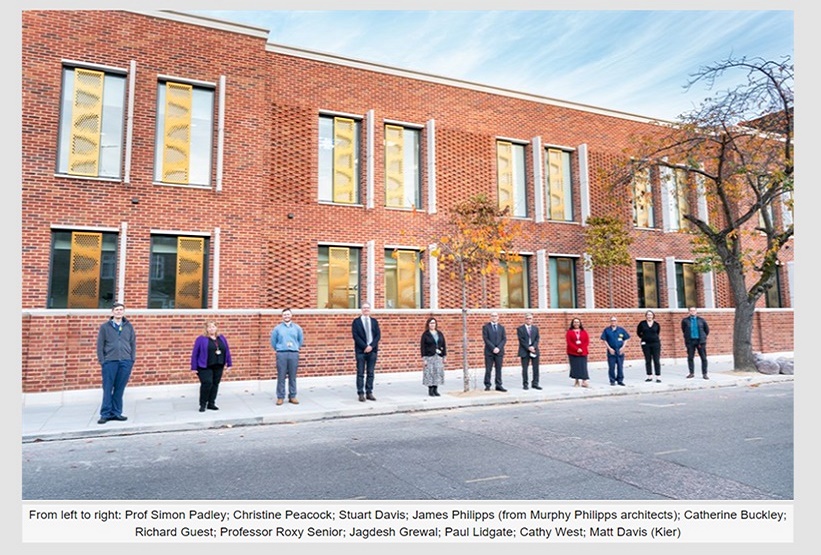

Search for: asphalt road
xmin=22 ymin=381 xmax=793 ymax=501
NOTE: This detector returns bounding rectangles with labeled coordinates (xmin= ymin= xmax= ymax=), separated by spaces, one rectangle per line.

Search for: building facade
xmin=21 ymin=11 xmax=793 ymax=392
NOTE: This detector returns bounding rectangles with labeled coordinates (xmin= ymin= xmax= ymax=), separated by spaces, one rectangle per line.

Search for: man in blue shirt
xmin=680 ymin=306 xmax=710 ymax=379
xmin=601 ymin=316 xmax=630 ymax=386
xmin=271 ymin=308 xmax=304 ymax=405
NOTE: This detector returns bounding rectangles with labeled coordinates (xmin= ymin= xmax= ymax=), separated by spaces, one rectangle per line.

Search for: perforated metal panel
xmin=162 ymin=82 xmax=192 ymax=184
xmin=175 ymin=236 xmax=204 ymax=308
xmin=547 ymin=149 xmax=566 ymax=220
xmin=68 ymin=69 xmax=104 ymax=176
xmin=67 ymin=232 xmax=102 ymax=308
xmin=333 ymin=118 xmax=355 ymax=203
xmin=396 ymin=250 xmax=417 ymax=308
xmin=496 ymin=141 xmax=513 ymax=212
xmin=328 ymin=247 xmax=350 ymax=308
xmin=385 ymin=125 xmax=405 ymax=207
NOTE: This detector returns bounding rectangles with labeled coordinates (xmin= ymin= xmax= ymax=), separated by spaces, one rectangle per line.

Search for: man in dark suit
xmin=681 ymin=306 xmax=710 ymax=379
xmin=482 ymin=312 xmax=507 ymax=392
xmin=517 ymin=312 xmax=541 ymax=390
xmin=352 ymin=303 xmax=381 ymax=401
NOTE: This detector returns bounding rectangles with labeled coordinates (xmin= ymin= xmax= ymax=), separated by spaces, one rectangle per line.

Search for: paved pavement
xmin=22 ymin=356 xmax=793 ymax=443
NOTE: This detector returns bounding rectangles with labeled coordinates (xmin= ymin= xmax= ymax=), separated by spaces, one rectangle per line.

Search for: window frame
xmin=384 ymin=248 xmax=423 ymax=309
xmin=546 ymin=148 xmax=574 ymax=221
xmin=48 ymin=229 xmax=119 ymax=309
xmin=637 ymin=260 xmax=660 ymax=309
xmin=496 ymin=140 xmax=528 ymax=218
xmin=384 ymin=123 xmax=422 ymax=209
xmin=632 ymin=166 xmax=655 ymax=228
xmin=317 ymin=245 xmax=361 ymax=309
xmin=549 ymin=256 xmax=577 ymax=309
xmin=675 ymin=261 xmax=698 ymax=309
xmin=501 ymin=255 xmax=530 ymax=309
xmin=319 ymin=114 xmax=362 ymax=205
xmin=148 ymin=234 xmax=210 ymax=309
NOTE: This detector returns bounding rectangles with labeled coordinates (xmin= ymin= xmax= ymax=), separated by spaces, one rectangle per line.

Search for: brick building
xmin=21 ymin=10 xmax=793 ymax=392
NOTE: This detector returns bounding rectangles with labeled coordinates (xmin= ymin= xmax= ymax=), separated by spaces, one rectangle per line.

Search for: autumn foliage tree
xmin=432 ymin=194 xmax=522 ymax=391
xmin=623 ymin=55 xmax=793 ymax=372
xmin=583 ymin=215 xmax=634 ymax=308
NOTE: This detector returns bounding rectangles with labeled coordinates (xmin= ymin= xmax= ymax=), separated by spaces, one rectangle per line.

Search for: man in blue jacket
xmin=681 ymin=307 xmax=710 ymax=379
xmin=96 ymin=302 xmax=136 ymax=424
xmin=601 ymin=316 xmax=630 ymax=386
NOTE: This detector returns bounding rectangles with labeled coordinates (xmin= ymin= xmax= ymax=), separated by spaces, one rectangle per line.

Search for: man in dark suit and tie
xmin=352 ymin=303 xmax=381 ymax=402
xmin=482 ymin=312 xmax=507 ymax=392
xmin=517 ymin=312 xmax=541 ymax=390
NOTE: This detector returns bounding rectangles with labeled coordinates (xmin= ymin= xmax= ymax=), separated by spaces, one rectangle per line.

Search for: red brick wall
xmin=21 ymin=309 xmax=793 ymax=393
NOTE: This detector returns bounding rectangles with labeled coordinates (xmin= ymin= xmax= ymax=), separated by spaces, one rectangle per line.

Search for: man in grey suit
xmin=482 ymin=312 xmax=507 ymax=392
xmin=517 ymin=313 xmax=541 ymax=390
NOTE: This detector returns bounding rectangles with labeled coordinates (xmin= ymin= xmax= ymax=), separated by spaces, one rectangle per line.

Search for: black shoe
xmin=433 ymin=386 xmax=441 ymax=397
xmin=703 ymin=375 xmax=709 ymax=380
xmin=618 ymin=382 xmax=626 ymax=386
xmin=366 ymin=393 xmax=376 ymax=401
xmin=532 ymin=384 xmax=542 ymax=390
xmin=110 ymin=415 xmax=128 ymax=421
xmin=610 ymin=382 xmax=616 ymax=386
xmin=656 ymin=379 xmax=662 ymax=383
xmin=645 ymin=378 xmax=653 ymax=382
xmin=495 ymin=386 xmax=507 ymax=392
xmin=97 ymin=417 xmax=108 ymax=424
xmin=207 ymin=404 xmax=219 ymax=410
xmin=485 ymin=385 xmax=491 ymax=391
xmin=428 ymin=386 xmax=435 ymax=397
xmin=686 ymin=373 xmax=695 ymax=379
xmin=523 ymin=384 xmax=529 ymax=390
xmin=199 ymin=405 xmax=206 ymax=412
xmin=358 ymin=394 xmax=366 ymax=402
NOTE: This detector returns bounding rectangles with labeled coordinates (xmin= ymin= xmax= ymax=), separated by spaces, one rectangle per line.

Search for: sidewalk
xmin=21 ymin=357 xmax=793 ymax=443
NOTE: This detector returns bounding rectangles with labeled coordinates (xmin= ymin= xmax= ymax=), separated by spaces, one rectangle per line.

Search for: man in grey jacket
xmin=96 ymin=302 xmax=136 ymax=424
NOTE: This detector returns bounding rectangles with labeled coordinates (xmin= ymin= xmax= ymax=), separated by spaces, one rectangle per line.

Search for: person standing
xmin=601 ymin=316 xmax=630 ymax=386
xmin=352 ymin=303 xmax=380 ymax=402
xmin=420 ymin=317 xmax=447 ymax=397
xmin=566 ymin=317 xmax=590 ymax=387
xmin=190 ymin=320 xmax=233 ymax=412
xmin=636 ymin=310 xmax=662 ymax=382
xmin=681 ymin=306 xmax=710 ymax=379
xmin=271 ymin=308 xmax=304 ymax=405
xmin=517 ymin=313 xmax=541 ymax=390
xmin=482 ymin=312 xmax=507 ymax=392
xmin=96 ymin=302 xmax=136 ymax=424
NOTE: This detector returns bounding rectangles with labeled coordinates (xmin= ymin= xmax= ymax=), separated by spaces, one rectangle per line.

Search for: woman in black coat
xmin=636 ymin=310 xmax=662 ymax=382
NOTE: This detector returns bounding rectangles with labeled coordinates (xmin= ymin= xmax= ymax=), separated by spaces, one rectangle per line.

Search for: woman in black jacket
xmin=636 ymin=310 xmax=662 ymax=382
xmin=420 ymin=317 xmax=447 ymax=396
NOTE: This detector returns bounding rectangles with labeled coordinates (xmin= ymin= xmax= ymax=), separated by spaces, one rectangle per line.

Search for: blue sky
xmin=194 ymin=9 xmax=793 ymax=121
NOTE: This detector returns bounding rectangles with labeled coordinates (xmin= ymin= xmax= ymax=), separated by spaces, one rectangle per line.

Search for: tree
xmin=624 ymin=55 xmax=793 ymax=372
xmin=583 ymin=215 xmax=634 ymax=308
xmin=432 ymin=194 xmax=522 ymax=391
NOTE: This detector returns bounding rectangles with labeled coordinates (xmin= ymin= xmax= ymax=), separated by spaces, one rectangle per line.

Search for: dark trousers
xmin=276 ymin=351 xmax=299 ymax=399
xmin=686 ymin=340 xmax=708 ymax=374
xmin=197 ymin=365 xmax=224 ymax=407
xmin=484 ymin=353 xmax=504 ymax=387
xmin=607 ymin=353 xmax=625 ymax=384
xmin=641 ymin=343 xmax=661 ymax=376
xmin=521 ymin=356 xmax=539 ymax=386
xmin=356 ymin=351 xmax=377 ymax=394
xmin=100 ymin=359 xmax=133 ymax=418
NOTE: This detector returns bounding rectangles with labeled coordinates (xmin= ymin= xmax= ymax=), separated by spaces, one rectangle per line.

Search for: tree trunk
xmin=724 ymin=259 xmax=760 ymax=372
xmin=459 ymin=262 xmax=470 ymax=392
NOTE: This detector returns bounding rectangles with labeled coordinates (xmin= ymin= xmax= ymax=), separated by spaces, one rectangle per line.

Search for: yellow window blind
xmin=548 ymin=149 xmax=566 ymax=220
xmin=162 ymin=82 xmax=193 ymax=184
xmin=175 ymin=236 xmax=204 ymax=309
xmin=68 ymin=69 xmax=104 ymax=176
xmin=333 ymin=118 xmax=355 ymax=203
xmin=328 ymin=247 xmax=350 ymax=308
xmin=496 ymin=141 xmax=513 ymax=212
xmin=396 ymin=250 xmax=417 ymax=308
xmin=385 ymin=125 xmax=405 ymax=207
xmin=67 ymin=232 xmax=102 ymax=308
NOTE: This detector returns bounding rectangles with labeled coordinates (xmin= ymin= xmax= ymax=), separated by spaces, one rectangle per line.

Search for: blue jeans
xmin=355 ymin=351 xmax=377 ymax=394
xmin=607 ymin=353 xmax=625 ymax=384
xmin=100 ymin=359 xmax=133 ymax=418
xmin=276 ymin=351 xmax=299 ymax=399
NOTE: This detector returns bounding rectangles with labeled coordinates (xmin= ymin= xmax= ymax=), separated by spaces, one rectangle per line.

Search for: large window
xmin=48 ymin=230 xmax=118 ymax=308
xmin=765 ymin=266 xmax=783 ymax=308
xmin=549 ymin=256 xmax=577 ymax=309
xmin=637 ymin=260 xmax=660 ymax=308
xmin=385 ymin=249 xmax=422 ymax=308
xmin=496 ymin=141 xmax=527 ymax=217
xmin=384 ymin=125 xmax=421 ymax=209
xmin=57 ymin=66 xmax=126 ymax=179
xmin=318 ymin=246 xmax=361 ymax=308
xmin=149 ymin=235 xmax=209 ymax=309
xmin=675 ymin=262 xmax=698 ymax=309
xmin=546 ymin=148 xmax=574 ymax=221
xmin=153 ymin=80 xmax=215 ymax=186
xmin=319 ymin=115 xmax=361 ymax=204
xmin=632 ymin=167 xmax=654 ymax=228
xmin=669 ymin=168 xmax=691 ymax=230
xmin=501 ymin=256 xmax=529 ymax=309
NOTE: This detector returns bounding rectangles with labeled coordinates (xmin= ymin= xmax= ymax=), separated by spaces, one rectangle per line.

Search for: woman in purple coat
xmin=190 ymin=321 xmax=233 ymax=412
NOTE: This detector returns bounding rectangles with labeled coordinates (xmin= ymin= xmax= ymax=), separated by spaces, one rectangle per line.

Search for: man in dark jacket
xmin=681 ymin=307 xmax=710 ymax=379
xmin=96 ymin=302 xmax=136 ymax=424
xmin=482 ymin=312 xmax=507 ymax=392
xmin=516 ymin=313 xmax=541 ymax=390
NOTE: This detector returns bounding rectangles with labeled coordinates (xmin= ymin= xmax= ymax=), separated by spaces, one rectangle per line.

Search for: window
xmin=501 ymin=256 xmax=529 ymax=309
xmin=496 ymin=141 xmax=527 ymax=217
xmin=549 ymin=256 xmax=576 ymax=309
xmin=637 ymin=261 xmax=660 ymax=308
xmin=319 ymin=115 xmax=361 ymax=204
xmin=765 ymin=266 xmax=783 ymax=308
xmin=48 ymin=230 xmax=118 ymax=308
xmin=385 ymin=249 xmax=422 ymax=308
xmin=546 ymin=148 xmax=573 ymax=221
xmin=57 ymin=66 xmax=126 ymax=179
xmin=675 ymin=262 xmax=698 ymax=309
xmin=149 ymin=235 xmax=209 ymax=309
xmin=669 ymin=168 xmax=691 ymax=230
xmin=318 ymin=246 xmax=360 ymax=308
xmin=632 ymin=167 xmax=654 ymax=228
xmin=781 ymin=190 xmax=794 ymax=228
xmin=154 ymin=80 xmax=215 ymax=186
xmin=384 ymin=125 xmax=421 ymax=209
